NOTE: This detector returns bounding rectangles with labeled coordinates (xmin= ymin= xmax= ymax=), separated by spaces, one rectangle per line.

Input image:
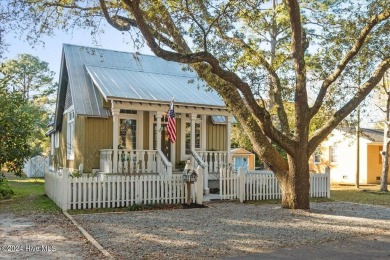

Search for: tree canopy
xmin=4 ymin=0 xmax=389 ymax=208
xmin=0 ymin=54 xmax=56 ymax=175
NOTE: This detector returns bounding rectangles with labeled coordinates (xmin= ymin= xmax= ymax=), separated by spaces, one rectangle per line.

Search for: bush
xmin=0 ymin=176 xmax=14 ymax=200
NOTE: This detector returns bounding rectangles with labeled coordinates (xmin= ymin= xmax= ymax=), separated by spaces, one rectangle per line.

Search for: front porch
xmin=97 ymin=101 xmax=233 ymax=193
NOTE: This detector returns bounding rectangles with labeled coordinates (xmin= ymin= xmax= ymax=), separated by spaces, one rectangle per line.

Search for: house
xmin=48 ymin=44 xmax=233 ymax=187
xmin=309 ymin=128 xmax=390 ymax=184
xmin=230 ymin=148 xmax=255 ymax=172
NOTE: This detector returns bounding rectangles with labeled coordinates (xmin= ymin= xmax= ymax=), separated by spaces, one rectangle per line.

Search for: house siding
xmin=83 ymin=116 xmax=113 ymax=172
xmin=206 ymin=116 xmax=226 ymax=151
xmin=367 ymin=144 xmax=390 ymax=184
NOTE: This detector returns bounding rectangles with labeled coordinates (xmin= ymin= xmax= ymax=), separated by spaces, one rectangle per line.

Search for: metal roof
xmin=340 ymin=128 xmax=384 ymax=143
xmin=60 ymin=44 xmax=226 ymax=118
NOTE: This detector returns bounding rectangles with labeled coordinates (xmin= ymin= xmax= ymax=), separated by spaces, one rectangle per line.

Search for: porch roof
xmin=58 ymin=44 xmax=226 ymax=121
xmin=85 ymin=65 xmax=224 ymax=106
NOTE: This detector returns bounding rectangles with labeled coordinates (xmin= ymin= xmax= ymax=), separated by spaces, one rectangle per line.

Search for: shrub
xmin=0 ymin=177 xmax=14 ymax=200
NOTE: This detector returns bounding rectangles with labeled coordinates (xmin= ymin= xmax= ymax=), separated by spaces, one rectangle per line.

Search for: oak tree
xmin=6 ymin=0 xmax=389 ymax=208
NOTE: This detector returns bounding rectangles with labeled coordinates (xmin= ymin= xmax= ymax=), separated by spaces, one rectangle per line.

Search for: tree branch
xmin=125 ymin=0 xmax=295 ymax=154
xmin=286 ymin=0 xmax=309 ymax=142
xmin=308 ymin=58 xmax=390 ymax=155
xmin=310 ymin=9 xmax=390 ymax=118
xmin=98 ymin=0 xmax=135 ymax=31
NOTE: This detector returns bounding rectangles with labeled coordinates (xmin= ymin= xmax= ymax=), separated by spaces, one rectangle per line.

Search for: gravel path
xmin=0 ymin=213 xmax=105 ymax=259
xmin=73 ymin=201 xmax=390 ymax=259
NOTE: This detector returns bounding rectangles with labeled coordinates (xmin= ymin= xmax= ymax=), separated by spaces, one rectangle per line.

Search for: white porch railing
xmin=157 ymin=149 xmax=173 ymax=176
xmin=99 ymin=149 xmax=172 ymax=176
xmin=197 ymin=151 xmax=228 ymax=173
xmin=190 ymin=150 xmax=209 ymax=194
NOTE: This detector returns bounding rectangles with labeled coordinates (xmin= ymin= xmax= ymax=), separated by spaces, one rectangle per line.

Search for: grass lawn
xmin=330 ymin=184 xmax=390 ymax=207
xmin=0 ymin=172 xmax=61 ymax=215
xmin=246 ymin=184 xmax=390 ymax=208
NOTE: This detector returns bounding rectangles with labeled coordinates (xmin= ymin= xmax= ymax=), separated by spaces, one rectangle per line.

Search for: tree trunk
xmin=380 ymin=123 xmax=389 ymax=192
xmin=279 ymin=154 xmax=310 ymax=209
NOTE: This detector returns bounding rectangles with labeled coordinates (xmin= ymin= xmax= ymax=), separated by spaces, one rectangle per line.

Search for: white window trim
xmin=54 ymin=131 xmax=59 ymax=148
xmin=118 ymin=111 xmax=142 ymax=150
xmin=67 ymin=109 xmax=75 ymax=160
xmin=180 ymin=114 xmax=203 ymax=161
xmin=313 ymin=153 xmax=321 ymax=164
xmin=51 ymin=133 xmax=55 ymax=155
xmin=329 ymin=146 xmax=338 ymax=164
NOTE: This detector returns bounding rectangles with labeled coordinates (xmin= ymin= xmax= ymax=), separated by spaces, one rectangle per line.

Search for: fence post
xmin=62 ymin=169 xmax=69 ymax=211
xmin=203 ymin=163 xmax=209 ymax=195
xmin=238 ymin=167 xmax=245 ymax=203
xmin=196 ymin=166 xmax=203 ymax=204
xmin=325 ymin=166 xmax=331 ymax=198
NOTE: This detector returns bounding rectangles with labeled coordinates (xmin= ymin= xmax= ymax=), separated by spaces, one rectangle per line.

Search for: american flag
xmin=167 ymin=99 xmax=176 ymax=143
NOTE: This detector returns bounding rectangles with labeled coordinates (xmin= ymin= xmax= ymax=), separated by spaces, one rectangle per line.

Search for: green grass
xmin=330 ymin=185 xmax=390 ymax=207
xmin=0 ymin=172 xmax=61 ymax=215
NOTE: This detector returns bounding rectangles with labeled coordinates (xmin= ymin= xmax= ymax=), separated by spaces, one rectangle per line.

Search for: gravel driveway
xmin=0 ymin=213 xmax=104 ymax=259
xmin=73 ymin=201 xmax=390 ymax=259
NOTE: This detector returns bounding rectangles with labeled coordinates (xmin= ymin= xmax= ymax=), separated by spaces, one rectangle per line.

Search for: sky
xmin=3 ymin=25 xmax=153 ymax=80
xmin=2 ymin=19 xmax=383 ymax=127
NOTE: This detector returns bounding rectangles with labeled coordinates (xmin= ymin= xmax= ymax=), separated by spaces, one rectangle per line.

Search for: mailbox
xmin=183 ymin=169 xmax=198 ymax=183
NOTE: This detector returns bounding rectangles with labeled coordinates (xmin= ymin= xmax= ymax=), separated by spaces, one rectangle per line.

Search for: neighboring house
xmin=48 ymin=44 xmax=233 ymax=177
xmin=310 ymin=128 xmax=390 ymax=184
xmin=230 ymin=148 xmax=255 ymax=172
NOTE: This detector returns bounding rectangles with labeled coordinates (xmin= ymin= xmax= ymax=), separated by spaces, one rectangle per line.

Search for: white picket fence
xmin=220 ymin=168 xmax=330 ymax=201
xmin=23 ymin=156 xmax=49 ymax=178
xmin=45 ymin=168 xmax=204 ymax=210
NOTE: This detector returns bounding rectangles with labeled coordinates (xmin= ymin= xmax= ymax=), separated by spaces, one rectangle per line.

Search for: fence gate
xmin=24 ymin=156 xmax=48 ymax=178
xmin=219 ymin=166 xmax=239 ymax=200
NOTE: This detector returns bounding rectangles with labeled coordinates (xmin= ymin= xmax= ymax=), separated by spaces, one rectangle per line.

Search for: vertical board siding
xmin=84 ymin=117 xmax=113 ymax=172
xmin=220 ymin=168 xmax=330 ymax=201
xmin=206 ymin=117 xmax=226 ymax=151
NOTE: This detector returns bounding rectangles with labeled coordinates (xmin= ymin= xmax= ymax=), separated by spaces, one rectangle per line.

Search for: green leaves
xmin=0 ymin=54 xmax=55 ymax=175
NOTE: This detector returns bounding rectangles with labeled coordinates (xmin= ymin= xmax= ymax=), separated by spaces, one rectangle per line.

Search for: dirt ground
xmin=0 ymin=213 xmax=104 ymax=259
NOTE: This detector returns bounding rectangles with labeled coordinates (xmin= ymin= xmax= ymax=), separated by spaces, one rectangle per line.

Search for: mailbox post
xmin=183 ymin=160 xmax=198 ymax=205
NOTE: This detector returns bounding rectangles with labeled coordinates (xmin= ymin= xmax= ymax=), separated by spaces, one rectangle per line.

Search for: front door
xmin=153 ymin=122 xmax=172 ymax=161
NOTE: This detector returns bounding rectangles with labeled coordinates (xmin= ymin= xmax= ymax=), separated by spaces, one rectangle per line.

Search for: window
xmin=119 ymin=119 xmax=137 ymax=149
xmin=313 ymin=151 xmax=321 ymax=164
xmin=329 ymin=146 xmax=338 ymax=163
xmin=185 ymin=122 xmax=201 ymax=154
xmin=51 ymin=133 xmax=55 ymax=155
xmin=54 ymin=132 xmax=59 ymax=148
xmin=67 ymin=110 xmax=75 ymax=160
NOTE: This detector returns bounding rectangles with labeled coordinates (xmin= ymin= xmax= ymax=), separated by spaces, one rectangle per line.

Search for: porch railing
xmin=197 ymin=151 xmax=228 ymax=173
xmin=157 ymin=149 xmax=173 ymax=176
xmin=99 ymin=149 xmax=172 ymax=176
xmin=190 ymin=150 xmax=209 ymax=194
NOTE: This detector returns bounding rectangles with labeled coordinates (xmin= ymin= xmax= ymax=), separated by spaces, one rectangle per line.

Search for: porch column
xmin=156 ymin=112 xmax=163 ymax=151
xmin=190 ymin=114 xmax=197 ymax=165
xmin=201 ymin=114 xmax=209 ymax=195
xmin=112 ymin=108 xmax=120 ymax=173
xmin=156 ymin=112 xmax=163 ymax=172
xmin=201 ymin=115 xmax=207 ymax=150
xmin=226 ymin=116 xmax=233 ymax=166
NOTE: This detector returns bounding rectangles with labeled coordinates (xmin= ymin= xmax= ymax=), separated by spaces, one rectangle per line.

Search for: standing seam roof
xmin=62 ymin=44 xmax=226 ymax=117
